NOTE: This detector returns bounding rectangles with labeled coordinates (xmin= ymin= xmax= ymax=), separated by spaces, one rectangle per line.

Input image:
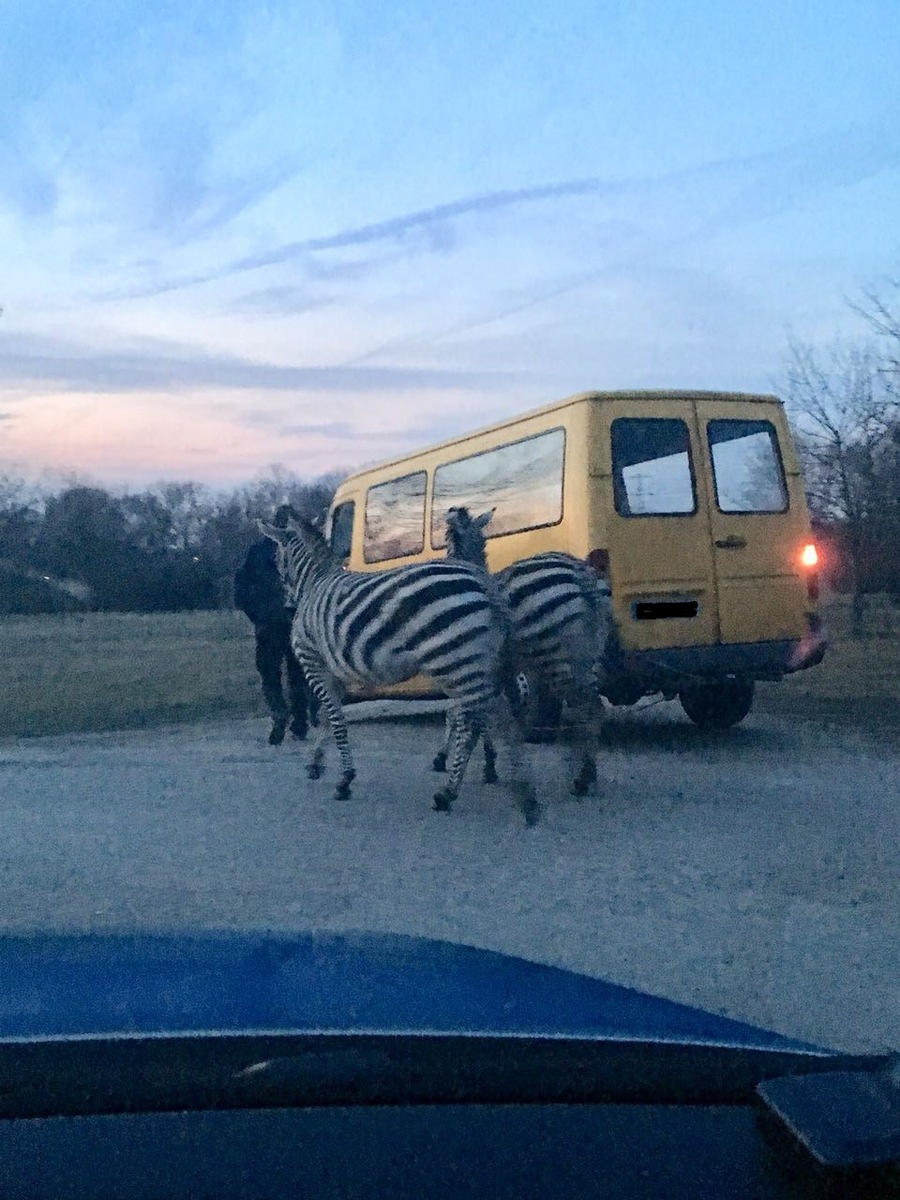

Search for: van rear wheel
xmin=679 ymin=677 xmax=755 ymax=729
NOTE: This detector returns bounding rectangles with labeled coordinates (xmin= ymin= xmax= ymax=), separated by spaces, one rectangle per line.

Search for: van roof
xmin=337 ymin=388 xmax=782 ymax=485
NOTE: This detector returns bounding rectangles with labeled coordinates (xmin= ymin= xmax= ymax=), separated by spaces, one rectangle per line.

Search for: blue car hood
xmin=0 ymin=930 xmax=828 ymax=1055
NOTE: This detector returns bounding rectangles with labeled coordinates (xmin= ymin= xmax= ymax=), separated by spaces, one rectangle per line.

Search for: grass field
xmin=0 ymin=610 xmax=261 ymax=738
xmin=0 ymin=596 xmax=898 ymax=740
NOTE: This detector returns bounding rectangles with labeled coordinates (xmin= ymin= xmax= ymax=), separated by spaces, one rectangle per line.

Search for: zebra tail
xmin=484 ymin=573 xmax=521 ymax=705
xmin=571 ymin=561 xmax=618 ymax=678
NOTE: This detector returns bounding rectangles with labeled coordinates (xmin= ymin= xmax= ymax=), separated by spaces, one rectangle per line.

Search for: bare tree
xmin=784 ymin=338 xmax=899 ymax=634
xmin=851 ymin=277 xmax=900 ymax=384
xmin=239 ymin=464 xmax=345 ymax=525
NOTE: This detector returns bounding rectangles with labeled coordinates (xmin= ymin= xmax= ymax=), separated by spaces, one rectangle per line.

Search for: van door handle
xmin=715 ymin=535 xmax=747 ymax=549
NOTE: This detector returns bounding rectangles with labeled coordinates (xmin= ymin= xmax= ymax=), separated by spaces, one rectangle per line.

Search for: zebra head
xmin=445 ymin=506 xmax=494 ymax=569
xmin=258 ymin=515 xmax=336 ymax=604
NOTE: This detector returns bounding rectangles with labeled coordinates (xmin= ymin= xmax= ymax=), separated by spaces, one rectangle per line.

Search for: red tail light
xmin=800 ymin=543 xmax=820 ymax=601
xmin=587 ymin=548 xmax=610 ymax=577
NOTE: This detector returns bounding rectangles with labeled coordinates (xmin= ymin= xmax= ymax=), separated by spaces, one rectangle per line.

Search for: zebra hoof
xmin=334 ymin=782 xmax=353 ymax=801
xmin=432 ymin=790 xmax=453 ymax=813
xmin=432 ymin=751 xmax=447 ymax=773
xmin=483 ymin=764 xmax=498 ymax=785
xmin=307 ymin=761 xmax=323 ymax=780
xmin=268 ymin=716 xmax=288 ymax=746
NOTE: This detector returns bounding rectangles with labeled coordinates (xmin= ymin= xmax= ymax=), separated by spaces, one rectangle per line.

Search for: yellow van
xmin=324 ymin=390 xmax=826 ymax=729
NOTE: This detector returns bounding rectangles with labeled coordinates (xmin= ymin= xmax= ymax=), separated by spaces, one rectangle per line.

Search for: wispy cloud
xmin=224 ymin=284 xmax=332 ymax=316
xmin=0 ymin=330 xmax=514 ymax=395
xmin=98 ymin=108 xmax=900 ymax=307
xmin=98 ymin=175 xmax=624 ymax=300
xmin=0 ymin=3 xmax=316 ymax=258
xmin=148 ymin=155 xmax=305 ymax=243
xmin=342 ymin=112 xmax=900 ymax=364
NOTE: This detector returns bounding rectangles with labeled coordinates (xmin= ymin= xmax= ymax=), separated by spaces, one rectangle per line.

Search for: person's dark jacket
xmin=234 ymin=540 xmax=294 ymax=627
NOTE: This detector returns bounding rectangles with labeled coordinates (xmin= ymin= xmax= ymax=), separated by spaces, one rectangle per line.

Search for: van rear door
xmin=694 ymin=398 xmax=810 ymax=646
xmin=599 ymin=398 xmax=719 ymax=652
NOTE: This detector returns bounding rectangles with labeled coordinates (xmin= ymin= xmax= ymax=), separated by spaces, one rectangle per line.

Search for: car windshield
xmin=0 ymin=1 xmax=897 ymax=1068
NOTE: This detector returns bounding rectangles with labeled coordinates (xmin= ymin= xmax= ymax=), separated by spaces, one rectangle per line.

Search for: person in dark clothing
xmin=234 ymin=504 xmax=319 ymax=745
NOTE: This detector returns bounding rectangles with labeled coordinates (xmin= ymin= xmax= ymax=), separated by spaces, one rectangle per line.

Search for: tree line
xmin=0 ymin=468 xmax=342 ymax=615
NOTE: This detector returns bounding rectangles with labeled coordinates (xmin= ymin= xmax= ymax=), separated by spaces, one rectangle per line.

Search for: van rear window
xmin=707 ymin=419 xmax=788 ymax=513
xmin=611 ymin=418 xmax=696 ymax=516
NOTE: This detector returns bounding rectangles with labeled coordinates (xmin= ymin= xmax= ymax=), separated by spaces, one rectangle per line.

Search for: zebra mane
xmin=258 ymin=515 xmax=338 ymax=602
xmin=445 ymin=506 xmax=493 ymax=569
xmin=284 ymin=515 xmax=335 ymax=565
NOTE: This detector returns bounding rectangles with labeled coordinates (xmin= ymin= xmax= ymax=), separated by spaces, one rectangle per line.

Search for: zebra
xmin=434 ymin=506 xmax=613 ymax=796
xmin=258 ymin=514 xmax=539 ymax=824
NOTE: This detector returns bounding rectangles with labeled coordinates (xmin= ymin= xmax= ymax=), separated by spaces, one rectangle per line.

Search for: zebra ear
xmin=476 ymin=510 xmax=495 ymax=530
xmin=257 ymin=519 xmax=291 ymax=543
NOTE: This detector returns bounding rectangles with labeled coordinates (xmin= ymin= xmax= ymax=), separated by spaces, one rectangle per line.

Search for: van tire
xmin=678 ymin=677 xmax=755 ymax=729
xmin=511 ymin=671 xmax=563 ymax=743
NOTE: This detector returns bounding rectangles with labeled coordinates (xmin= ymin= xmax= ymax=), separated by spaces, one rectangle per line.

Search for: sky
xmin=1 ymin=0 xmax=899 ymax=488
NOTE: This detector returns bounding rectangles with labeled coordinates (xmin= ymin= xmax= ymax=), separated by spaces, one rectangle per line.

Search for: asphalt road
xmin=1 ymin=701 xmax=897 ymax=1054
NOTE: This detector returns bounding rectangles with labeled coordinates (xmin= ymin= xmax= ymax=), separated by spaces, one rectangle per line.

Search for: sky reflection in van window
xmin=708 ymin=421 xmax=788 ymax=513
xmin=612 ymin=419 xmax=696 ymax=515
xmin=365 ymin=472 xmax=427 ymax=561
xmin=432 ymin=429 xmax=565 ymax=546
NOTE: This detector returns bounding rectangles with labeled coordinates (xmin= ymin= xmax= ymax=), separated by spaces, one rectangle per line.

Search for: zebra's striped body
xmin=259 ymin=515 xmax=537 ymax=822
xmin=500 ymin=550 xmax=612 ymax=692
xmin=436 ymin=507 xmax=612 ymax=795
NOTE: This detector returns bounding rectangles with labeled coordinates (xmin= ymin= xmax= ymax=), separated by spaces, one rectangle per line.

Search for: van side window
xmin=329 ymin=501 xmax=355 ymax=561
xmin=431 ymin=428 xmax=565 ymax=547
xmin=364 ymin=472 xmax=427 ymax=562
xmin=611 ymin=419 xmax=696 ymax=516
xmin=707 ymin=420 xmax=788 ymax=513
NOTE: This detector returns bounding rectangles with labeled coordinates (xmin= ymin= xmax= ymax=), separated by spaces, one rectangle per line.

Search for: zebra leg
xmin=433 ymin=708 xmax=480 ymax=813
xmin=565 ymin=668 xmax=603 ymax=798
xmin=558 ymin=699 xmax=596 ymax=798
xmin=486 ymin=695 xmax=540 ymax=826
xmin=433 ymin=709 xmax=460 ymax=808
xmin=285 ymin=644 xmax=311 ymax=740
xmin=482 ymin=735 xmax=498 ymax=784
xmin=306 ymin=724 xmax=328 ymax=780
xmin=298 ymin=658 xmax=356 ymax=800
xmin=434 ymin=714 xmax=493 ymax=782
xmin=432 ymin=710 xmax=452 ymax=773
xmin=435 ymin=719 xmax=496 ymax=787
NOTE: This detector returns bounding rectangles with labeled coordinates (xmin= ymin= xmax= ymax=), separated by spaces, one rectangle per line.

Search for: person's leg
xmin=255 ymin=624 xmax=289 ymax=744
